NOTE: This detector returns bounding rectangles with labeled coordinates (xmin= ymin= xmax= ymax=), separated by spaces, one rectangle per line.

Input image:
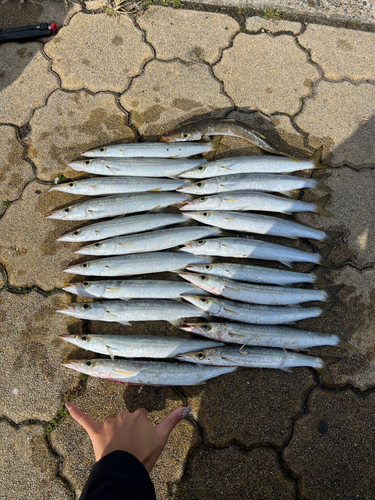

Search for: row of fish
xmin=53 ymin=118 xmax=344 ymax=385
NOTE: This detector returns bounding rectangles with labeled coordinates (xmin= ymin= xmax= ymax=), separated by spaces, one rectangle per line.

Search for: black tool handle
xmin=0 ymin=23 xmax=57 ymax=43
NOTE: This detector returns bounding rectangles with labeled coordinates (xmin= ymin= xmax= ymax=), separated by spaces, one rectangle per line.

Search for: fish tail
xmin=312 ymin=266 xmax=329 ymax=284
xmin=309 ymin=145 xmax=323 ymax=165
xmin=323 ymin=229 xmax=343 ymax=244
xmin=324 ymin=284 xmax=344 ymax=302
xmin=314 ymin=194 xmax=333 ymax=217
xmin=210 ymin=136 xmax=228 ymax=153
xmin=337 ymin=329 xmax=356 ymax=352
xmin=315 ymin=356 xmax=337 ymax=381
xmin=318 ymin=245 xmax=335 ymax=269
xmin=313 ymin=172 xmax=332 ymax=193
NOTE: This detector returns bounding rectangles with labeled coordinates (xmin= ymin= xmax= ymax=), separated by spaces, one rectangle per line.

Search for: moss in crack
xmin=2 ymin=200 xmax=11 ymax=208
xmin=261 ymin=8 xmax=282 ymax=20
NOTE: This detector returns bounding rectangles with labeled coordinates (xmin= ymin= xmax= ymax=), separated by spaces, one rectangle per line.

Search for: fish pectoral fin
xmin=95 ymin=230 xmax=99 ymax=236
xmin=148 ymin=188 xmax=161 ymax=192
xmin=113 ymin=369 xmax=134 ymax=376
xmin=279 ymin=260 xmax=293 ymax=268
xmin=106 ymin=311 xmax=119 ymax=319
xmin=119 ymin=242 xmax=132 ymax=246
xmin=104 ymin=265 xmax=114 ymax=269
xmin=230 ymin=333 xmax=247 ymax=339
xmin=225 ymin=197 xmax=239 ymax=202
xmin=281 ymin=367 xmax=294 ymax=373
xmin=105 ymin=165 xmax=116 ymax=174
xmin=221 ymin=355 xmax=238 ymax=364
xmin=192 ymin=381 xmax=206 ymax=386
xmin=119 ymin=321 xmax=132 ymax=326
xmin=107 ymin=287 xmax=121 ymax=291
xmin=106 ymin=346 xmax=115 ymax=360
xmin=223 ymin=307 xmax=238 ymax=315
xmin=168 ymin=319 xmax=182 ymax=327
xmin=224 ymin=217 xmax=236 ymax=222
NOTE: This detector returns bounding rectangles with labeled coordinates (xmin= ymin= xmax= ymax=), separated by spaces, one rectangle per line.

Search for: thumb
xmin=156 ymin=407 xmax=191 ymax=443
xmin=65 ymin=402 xmax=100 ymax=437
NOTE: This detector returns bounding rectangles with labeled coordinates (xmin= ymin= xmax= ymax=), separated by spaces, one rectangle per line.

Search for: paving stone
xmin=52 ymin=378 xmax=200 ymax=498
xmin=214 ymin=33 xmax=319 ymax=115
xmin=0 ymin=125 xmax=34 ymax=217
xmin=0 ymin=290 xmax=81 ymax=423
xmin=184 ymin=368 xmax=315 ymax=449
xmin=246 ymin=16 xmax=302 ymax=33
xmin=0 ymin=42 xmax=59 ymax=126
xmin=299 ymin=24 xmax=375 ymax=82
xmin=295 ymin=81 xmax=375 ymax=167
xmin=138 ymin=6 xmax=239 ymax=64
xmin=25 ymin=89 xmax=135 ymax=181
xmin=176 ymin=445 xmax=295 ymax=500
xmin=0 ymin=422 xmax=71 ymax=500
xmin=85 ymin=0 xmax=108 ymax=10
xmin=44 ymin=13 xmax=153 ymax=93
xmin=0 ymin=266 xmax=5 ymax=288
xmin=283 ymin=388 xmax=375 ymax=500
xmin=0 ymin=181 xmax=81 ymax=290
xmin=295 ymin=167 xmax=375 ymax=269
xmin=121 ymin=60 xmax=232 ymax=137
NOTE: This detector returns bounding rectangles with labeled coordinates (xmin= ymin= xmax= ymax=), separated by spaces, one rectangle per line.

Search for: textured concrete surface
xmin=0 ymin=3 xmax=374 ymax=499
xmin=0 ymin=290 xmax=80 ymax=423
xmin=0 ymin=422 xmax=71 ymax=500
xmin=214 ymin=33 xmax=320 ymax=115
xmin=138 ymin=7 xmax=239 ymax=64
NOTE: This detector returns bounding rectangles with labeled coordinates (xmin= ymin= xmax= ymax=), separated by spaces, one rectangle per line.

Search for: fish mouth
xmin=62 ymin=285 xmax=77 ymax=293
xmin=81 ymin=152 xmax=92 ymax=157
xmin=179 ymin=323 xmax=195 ymax=332
xmin=57 ymin=304 xmax=77 ymax=316
xmin=61 ymin=359 xmax=82 ymax=371
xmin=48 ymin=186 xmax=60 ymax=192
xmin=178 ymin=246 xmax=189 ymax=253
xmin=56 ymin=236 xmax=70 ymax=242
xmin=45 ymin=212 xmax=60 ymax=219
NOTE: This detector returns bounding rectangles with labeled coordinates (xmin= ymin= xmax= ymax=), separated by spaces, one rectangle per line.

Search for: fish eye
xmin=64 ymin=208 xmax=71 ymax=213
xmin=198 ymin=166 xmax=205 ymax=171
xmin=202 ymin=212 xmax=209 ymax=217
xmin=200 ymin=275 xmax=207 ymax=281
xmin=204 ymin=265 xmax=211 ymax=270
xmin=84 ymin=160 xmax=92 ymax=165
xmin=197 ymin=352 xmax=205 ymax=359
xmin=82 ymin=303 xmax=90 ymax=310
xmin=196 ymin=182 xmax=204 ymax=188
xmin=199 ymin=197 xmax=207 ymax=202
xmin=69 ymin=183 xmax=74 ymax=187
xmin=81 ymin=336 xmax=87 ymax=341
xmin=200 ymin=298 xmax=208 ymax=303
xmin=82 ymin=263 xmax=88 ymax=268
xmin=99 ymin=147 xmax=106 ymax=152
xmin=94 ymin=243 xmax=101 ymax=248
xmin=85 ymin=361 xmax=92 ymax=367
xmin=197 ymin=240 xmax=205 ymax=246
xmin=82 ymin=281 xmax=90 ymax=288
xmin=73 ymin=230 xmax=80 ymax=236
xmin=202 ymin=324 xmax=210 ymax=331
xmin=183 ymin=133 xmax=188 ymax=138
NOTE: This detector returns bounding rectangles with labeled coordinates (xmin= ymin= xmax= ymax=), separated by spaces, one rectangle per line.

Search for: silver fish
xmin=179 ymin=272 xmax=338 ymax=306
xmin=50 ymin=176 xmax=189 ymax=196
xmin=186 ymin=263 xmax=327 ymax=286
xmin=181 ymin=295 xmax=329 ymax=324
xmin=178 ymin=173 xmax=331 ymax=196
xmin=179 ymin=148 xmax=326 ymax=178
xmin=57 ymin=299 xmax=207 ymax=326
xmin=69 ymin=158 xmax=207 ymax=178
xmin=180 ymin=322 xmax=353 ymax=351
xmin=176 ymin=346 xmax=329 ymax=376
xmin=63 ymin=252 xmax=213 ymax=277
xmin=82 ymin=138 xmax=223 ymax=158
xmin=60 ymin=334 xmax=223 ymax=359
xmin=46 ymin=192 xmax=191 ymax=221
xmin=180 ymin=191 xmax=332 ymax=216
xmin=63 ymin=279 xmax=209 ymax=299
xmin=62 ymin=358 xmax=237 ymax=386
xmin=57 ymin=213 xmax=187 ymax=243
xmin=76 ymin=226 xmax=222 ymax=256
xmin=184 ymin=211 xmax=339 ymax=242
xmin=180 ymin=237 xmax=333 ymax=268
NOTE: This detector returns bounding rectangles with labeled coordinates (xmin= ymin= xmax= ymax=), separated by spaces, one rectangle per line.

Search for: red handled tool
xmin=0 ymin=23 xmax=57 ymax=43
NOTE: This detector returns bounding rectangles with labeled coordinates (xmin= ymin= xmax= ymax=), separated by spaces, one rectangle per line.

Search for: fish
xmin=60 ymin=334 xmax=223 ymax=359
xmin=179 ymin=237 xmax=333 ymax=268
xmin=179 ymin=272 xmax=340 ymax=306
xmin=186 ymin=263 xmax=327 ymax=286
xmin=181 ymin=295 xmax=330 ymax=324
xmin=46 ymin=192 xmax=191 ymax=221
xmin=63 ymin=279 xmax=209 ymax=299
xmin=180 ymin=191 xmax=332 ymax=216
xmin=183 ymin=211 xmax=340 ymax=242
xmin=82 ymin=138 xmax=224 ymax=158
xmin=160 ymin=117 xmax=290 ymax=157
xmin=57 ymin=213 xmax=187 ymax=243
xmin=177 ymin=173 xmax=331 ymax=196
xmin=180 ymin=322 xmax=353 ymax=351
xmin=75 ymin=226 xmax=222 ymax=256
xmin=63 ymin=252 xmax=213 ymax=276
xmin=68 ymin=158 xmax=207 ymax=178
xmin=62 ymin=358 xmax=237 ymax=386
xmin=176 ymin=346 xmax=330 ymax=377
xmin=57 ymin=299 xmax=207 ymax=326
xmin=179 ymin=147 xmax=326 ymax=178
xmin=50 ymin=176 xmax=189 ymax=196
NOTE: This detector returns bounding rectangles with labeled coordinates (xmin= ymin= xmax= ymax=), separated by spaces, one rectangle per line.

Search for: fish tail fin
xmin=315 ymin=356 xmax=338 ymax=381
xmin=324 ymin=284 xmax=344 ymax=302
xmin=337 ymin=329 xmax=356 ymax=352
xmin=313 ymin=172 xmax=332 ymax=193
xmin=314 ymin=194 xmax=333 ymax=217
xmin=323 ymin=229 xmax=343 ymax=244
xmin=309 ymin=145 xmax=323 ymax=165
xmin=210 ymin=136 xmax=228 ymax=153
xmin=318 ymin=245 xmax=335 ymax=269
xmin=318 ymin=302 xmax=336 ymax=318
xmin=312 ymin=266 xmax=329 ymax=284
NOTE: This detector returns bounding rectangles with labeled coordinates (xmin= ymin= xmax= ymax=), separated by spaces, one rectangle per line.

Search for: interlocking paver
xmin=0 ymin=42 xmax=58 ymax=126
xmin=138 ymin=6 xmax=239 ymax=64
xmin=45 ymin=13 xmax=153 ymax=93
xmin=0 ymin=125 xmax=34 ymax=217
xmin=246 ymin=16 xmax=302 ymax=33
xmin=121 ymin=60 xmax=232 ymax=136
xmin=0 ymin=181 xmax=80 ymax=290
xmin=0 ymin=422 xmax=71 ymax=500
xmin=184 ymin=369 xmax=315 ymax=449
xmin=296 ymin=81 xmax=375 ymax=167
xmin=214 ymin=33 xmax=319 ymax=115
xmin=0 ymin=266 xmax=5 ymax=288
xmin=0 ymin=290 xmax=80 ymax=423
xmin=51 ymin=378 xmax=200 ymax=498
xmin=295 ymin=167 xmax=375 ymax=268
xmin=299 ymin=24 xmax=375 ymax=81
xmin=283 ymin=388 xmax=375 ymax=500
xmin=176 ymin=445 xmax=295 ymax=499
xmin=25 ymin=89 xmax=136 ymax=181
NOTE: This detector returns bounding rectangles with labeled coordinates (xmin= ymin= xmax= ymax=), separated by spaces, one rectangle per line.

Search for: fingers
xmin=156 ymin=407 xmax=191 ymax=442
xmin=65 ymin=402 xmax=100 ymax=436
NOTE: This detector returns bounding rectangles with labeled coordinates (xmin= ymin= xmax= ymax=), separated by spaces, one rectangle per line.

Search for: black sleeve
xmin=80 ymin=450 xmax=156 ymax=500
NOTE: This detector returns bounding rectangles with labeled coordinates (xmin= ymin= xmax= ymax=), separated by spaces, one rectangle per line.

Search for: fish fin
xmin=107 ymin=287 xmax=121 ymax=291
xmin=113 ymin=369 xmax=134 ymax=376
xmin=104 ymin=265 xmax=114 ymax=269
xmin=281 ymin=367 xmax=294 ymax=373
xmin=309 ymin=145 xmax=323 ymax=165
xmin=168 ymin=319 xmax=183 ymax=328
xmin=315 ymin=356 xmax=339 ymax=381
xmin=312 ymin=266 xmax=329 ymax=284
xmin=337 ymin=329 xmax=356 ymax=352
xmin=280 ymin=190 xmax=294 ymax=197
xmin=223 ymin=307 xmax=238 ymax=315
xmin=106 ymin=346 xmax=115 ymax=360
xmin=318 ymin=245 xmax=335 ymax=269
xmin=221 ymin=355 xmax=238 ymax=364
xmin=314 ymin=194 xmax=333 ymax=217
xmin=192 ymin=381 xmax=207 ymax=386
xmin=318 ymin=302 xmax=335 ymax=318
xmin=279 ymin=260 xmax=293 ymax=268
xmin=225 ymin=197 xmax=240 ymax=202
xmin=148 ymin=188 xmax=161 ymax=192
xmin=119 ymin=321 xmax=132 ymax=326
xmin=148 ymin=206 xmax=162 ymax=213
xmin=204 ymin=150 xmax=218 ymax=161
xmin=323 ymin=230 xmax=342 ymax=245
xmin=324 ymin=284 xmax=344 ymax=302
xmin=119 ymin=298 xmax=131 ymax=301
xmin=313 ymin=172 xmax=332 ymax=193
xmin=210 ymin=136 xmax=228 ymax=153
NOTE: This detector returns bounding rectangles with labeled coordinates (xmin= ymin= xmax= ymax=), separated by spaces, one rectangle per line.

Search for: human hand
xmin=65 ymin=402 xmax=190 ymax=472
